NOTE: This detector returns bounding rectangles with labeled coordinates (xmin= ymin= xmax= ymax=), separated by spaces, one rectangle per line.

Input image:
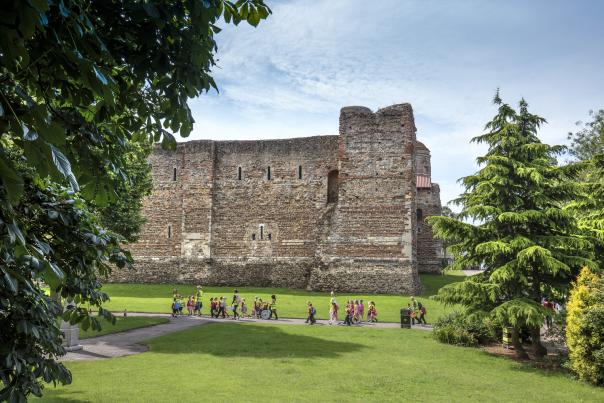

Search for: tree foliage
xmin=427 ymin=92 xmax=596 ymax=358
xmin=566 ymin=267 xmax=604 ymax=386
xmin=432 ymin=311 xmax=497 ymax=347
xmin=567 ymin=109 xmax=604 ymax=162
xmin=565 ymin=110 xmax=604 ymax=269
xmin=97 ymin=141 xmax=153 ymax=242
xmin=0 ymin=0 xmax=271 ymax=401
xmin=0 ymin=165 xmax=129 ymax=402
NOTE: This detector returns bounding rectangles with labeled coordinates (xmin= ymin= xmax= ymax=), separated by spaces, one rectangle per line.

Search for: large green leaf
xmin=50 ymin=145 xmax=79 ymax=191
xmin=43 ymin=261 xmax=65 ymax=289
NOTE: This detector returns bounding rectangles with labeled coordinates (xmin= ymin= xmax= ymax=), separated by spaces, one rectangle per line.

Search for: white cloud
xmin=185 ymin=0 xmax=604 ymax=208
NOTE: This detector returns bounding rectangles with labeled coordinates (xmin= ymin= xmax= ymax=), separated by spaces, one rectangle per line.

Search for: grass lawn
xmin=98 ymin=274 xmax=465 ymax=323
xmin=79 ymin=316 xmax=169 ymax=339
xmin=39 ymin=322 xmax=603 ymax=402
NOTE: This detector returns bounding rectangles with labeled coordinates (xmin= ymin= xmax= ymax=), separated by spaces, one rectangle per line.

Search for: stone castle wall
xmin=111 ymin=103 xmax=443 ymax=293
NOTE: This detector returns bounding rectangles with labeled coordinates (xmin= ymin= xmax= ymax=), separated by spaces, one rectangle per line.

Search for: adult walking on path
xmin=269 ymin=294 xmax=278 ymax=320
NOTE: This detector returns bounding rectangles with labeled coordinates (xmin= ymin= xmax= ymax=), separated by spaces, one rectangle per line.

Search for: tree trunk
xmin=530 ymin=326 xmax=548 ymax=358
xmin=512 ymin=327 xmax=529 ymax=359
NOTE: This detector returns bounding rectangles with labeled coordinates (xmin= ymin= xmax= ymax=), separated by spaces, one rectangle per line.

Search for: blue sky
xmin=185 ymin=0 xmax=604 ymax=207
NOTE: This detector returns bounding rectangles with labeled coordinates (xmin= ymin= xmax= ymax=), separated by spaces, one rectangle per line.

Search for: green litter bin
xmin=502 ymin=327 xmax=520 ymax=349
xmin=400 ymin=308 xmax=411 ymax=329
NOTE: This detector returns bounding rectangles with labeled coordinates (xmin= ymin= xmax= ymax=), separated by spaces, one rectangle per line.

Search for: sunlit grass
xmin=38 ymin=322 xmax=604 ymax=402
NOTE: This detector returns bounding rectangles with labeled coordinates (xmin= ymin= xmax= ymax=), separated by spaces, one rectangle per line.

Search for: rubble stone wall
xmin=111 ymin=104 xmax=442 ymax=293
xmin=417 ymin=185 xmax=444 ymax=273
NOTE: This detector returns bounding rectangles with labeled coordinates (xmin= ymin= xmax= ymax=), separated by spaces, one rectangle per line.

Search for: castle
xmin=111 ymin=103 xmax=443 ymax=294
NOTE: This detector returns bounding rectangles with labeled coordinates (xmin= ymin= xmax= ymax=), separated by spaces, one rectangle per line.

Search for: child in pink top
xmin=359 ymin=300 xmax=365 ymax=322
xmin=186 ymin=297 xmax=194 ymax=316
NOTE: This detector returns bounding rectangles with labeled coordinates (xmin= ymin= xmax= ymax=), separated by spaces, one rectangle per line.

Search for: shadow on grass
xmin=479 ymin=348 xmax=571 ymax=379
xmin=36 ymin=389 xmax=89 ymax=403
xmin=149 ymin=322 xmax=365 ymax=359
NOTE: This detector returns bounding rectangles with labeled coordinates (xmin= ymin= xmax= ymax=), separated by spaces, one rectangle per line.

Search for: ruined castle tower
xmin=111 ymin=103 xmax=443 ymax=294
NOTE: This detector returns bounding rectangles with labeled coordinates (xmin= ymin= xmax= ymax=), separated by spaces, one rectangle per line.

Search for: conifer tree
xmin=566 ymin=110 xmax=604 ymax=268
xmin=569 ymin=155 xmax=604 ymax=268
xmin=427 ymin=93 xmax=596 ymax=358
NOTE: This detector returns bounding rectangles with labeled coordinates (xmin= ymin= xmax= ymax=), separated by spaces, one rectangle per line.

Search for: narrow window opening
xmin=298 ymin=165 xmax=302 ymax=179
xmin=268 ymin=233 xmax=272 ymax=241
xmin=168 ymin=225 xmax=172 ymax=239
xmin=238 ymin=166 xmax=242 ymax=180
xmin=172 ymin=167 xmax=177 ymax=181
xmin=260 ymin=225 xmax=264 ymax=240
xmin=267 ymin=166 xmax=271 ymax=180
xmin=327 ymin=170 xmax=339 ymax=203
xmin=251 ymin=233 xmax=256 ymax=241
xmin=417 ymin=208 xmax=423 ymax=222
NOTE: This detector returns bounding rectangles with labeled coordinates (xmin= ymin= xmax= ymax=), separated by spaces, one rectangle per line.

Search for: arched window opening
xmin=167 ymin=225 xmax=172 ymax=239
xmin=238 ymin=166 xmax=242 ymax=180
xmin=417 ymin=208 xmax=423 ymax=223
xmin=267 ymin=166 xmax=271 ymax=180
xmin=172 ymin=167 xmax=177 ymax=181
xmin=260 ymin=224 xmax=264 ymax=240
xmin=251 ymin=233 xmax=256 ymax=241
xmin=298 ymin=165 xmax=303 ymax=179
xmin=327 ymin=170 xmax=339 ymax=204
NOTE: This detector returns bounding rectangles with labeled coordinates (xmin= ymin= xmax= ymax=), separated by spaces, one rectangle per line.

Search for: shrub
xmin=433 ymin=311 xmax=497 ymax=347
xmin=566 ymin=267 xmax=604 ymax=386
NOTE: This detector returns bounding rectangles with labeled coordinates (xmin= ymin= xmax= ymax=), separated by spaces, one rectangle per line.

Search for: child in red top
xmin=186 ymin=297 xmax=194 ymax=316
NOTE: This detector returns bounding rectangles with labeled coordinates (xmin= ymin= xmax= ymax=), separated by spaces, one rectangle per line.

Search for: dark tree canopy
xmin=0 ymin=1 xmax=270 ymax=401
xmin=97 ymin=141 xmax=153 ymax=242
xmin=0 ymin=0 xmax=270 ymax=205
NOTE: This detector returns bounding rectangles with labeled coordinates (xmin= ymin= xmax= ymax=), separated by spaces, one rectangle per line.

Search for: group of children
xmin=170 ymin=287 xmax=427 ymax=326
xmin=407 ymin=296 xmax=428 ymax=325
xmin=208 ymin=292 xmax=278 ymax=320
xmin=170 ymin=286 xmax=204 ymax=317
xmin=171 ymin=287 xmax=279 ymax=320
xmin=304 ymin=292 xmax=378 ymax=326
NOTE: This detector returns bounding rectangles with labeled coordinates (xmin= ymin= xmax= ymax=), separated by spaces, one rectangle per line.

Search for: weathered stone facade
xmin=111 ymin=103 xmax=443 ymax=293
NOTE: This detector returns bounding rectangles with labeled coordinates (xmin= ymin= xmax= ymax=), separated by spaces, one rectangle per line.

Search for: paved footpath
xmin=62 ymin=313 xmax=432 ymax=362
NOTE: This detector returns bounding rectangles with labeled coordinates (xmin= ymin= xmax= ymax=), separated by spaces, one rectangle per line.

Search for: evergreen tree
xmin=565 ymin=109 xmax=604 ymax=269
xmin=427 ymin=93 xmax=596 ymax=359
xmin=570 ymin=155 xmax=604 ymax=269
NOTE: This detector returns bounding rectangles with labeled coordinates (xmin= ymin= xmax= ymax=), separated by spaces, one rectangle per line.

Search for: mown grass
xmin=79 ymin=316 xmax=169 ymax=339
xmin=98 ymin=274 xmax=465 ymax=323
xmin=39 ymin=322 xmax=604 ymax=402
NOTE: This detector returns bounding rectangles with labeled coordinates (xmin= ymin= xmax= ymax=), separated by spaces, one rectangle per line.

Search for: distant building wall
xmin=111 ymin=103 xmax=443 ymax=293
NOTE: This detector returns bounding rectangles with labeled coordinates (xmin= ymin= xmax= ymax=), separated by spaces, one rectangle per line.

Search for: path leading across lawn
xmin=62 ymin=313 xmax=432 ymax=362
